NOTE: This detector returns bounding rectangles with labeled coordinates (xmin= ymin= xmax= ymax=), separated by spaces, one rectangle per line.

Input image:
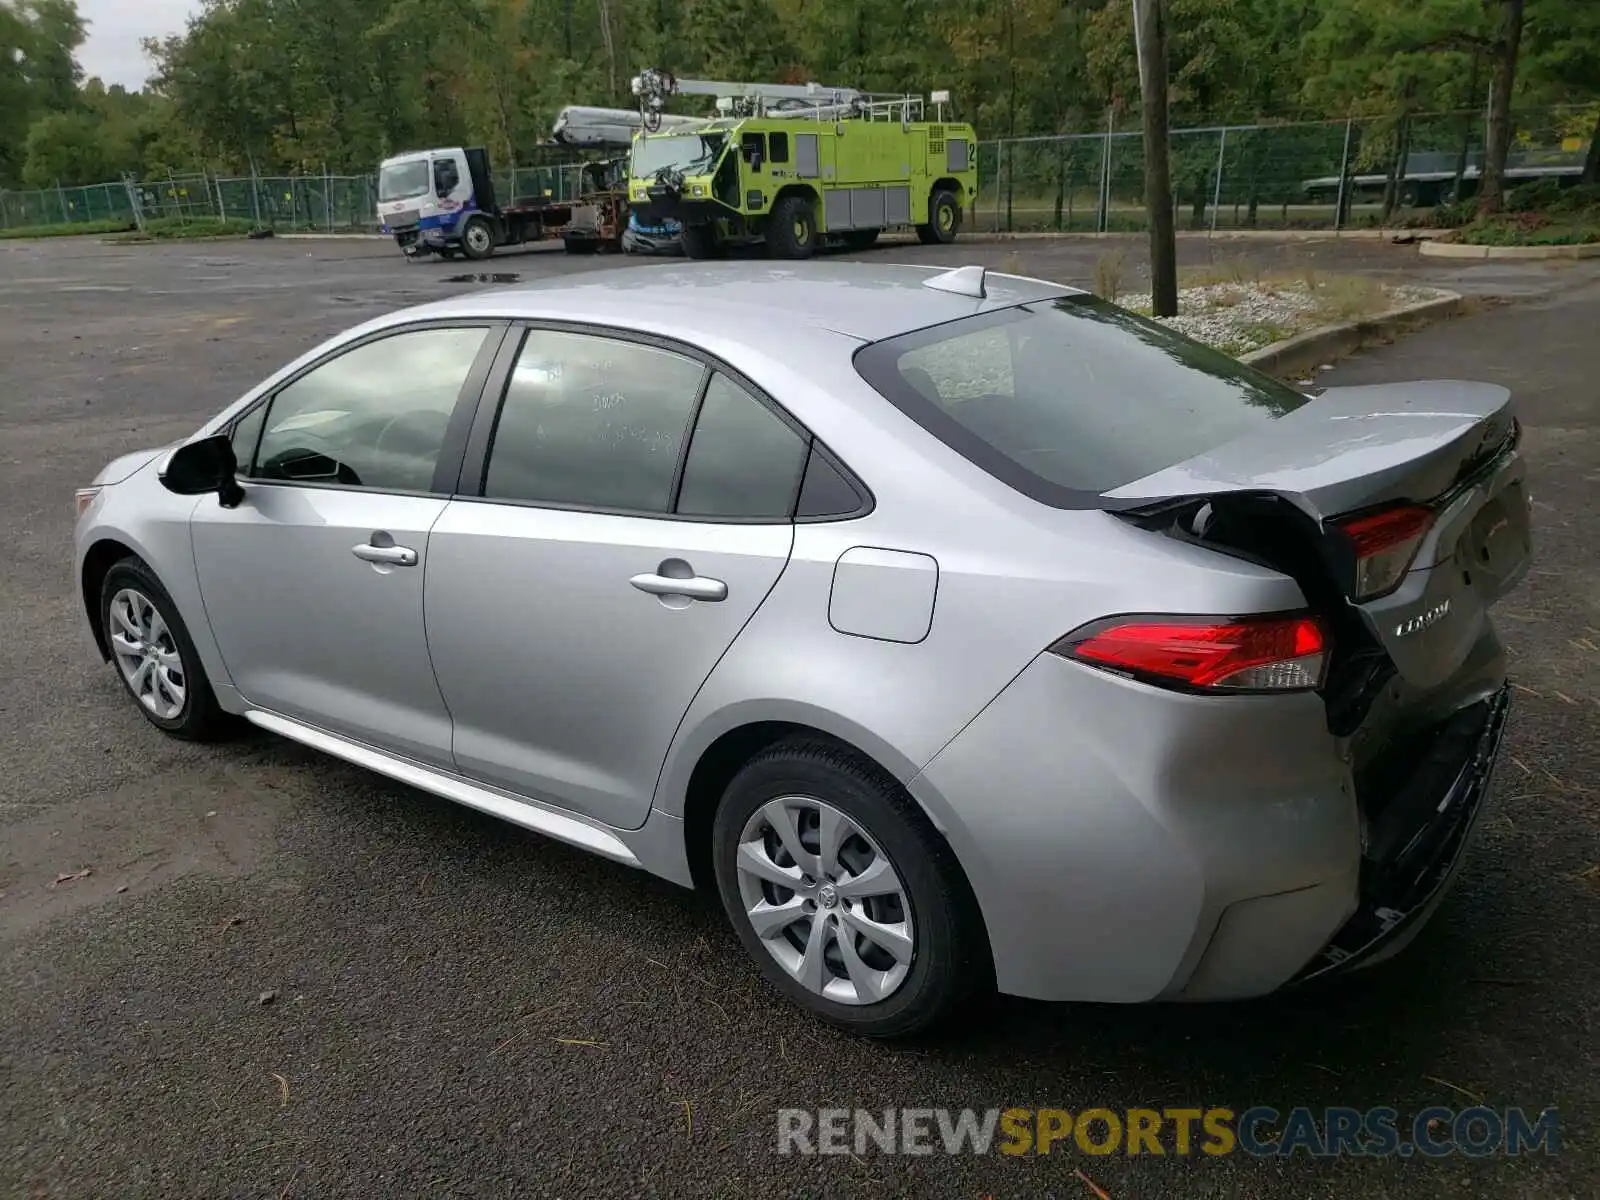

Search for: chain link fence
xmin=974 ymin=106 xmax=1593 ymax=235
xmin=1 ymin=107 xmax=1590 ymax=236
xmin=0 ymin=163 xmax=592 ymax=234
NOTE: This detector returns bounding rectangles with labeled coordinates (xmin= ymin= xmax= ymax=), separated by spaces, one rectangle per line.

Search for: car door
xmin=192 ymin=322 xmax=503 ymax=767
xmin=425 ymin=326 xmax=811 ymax=830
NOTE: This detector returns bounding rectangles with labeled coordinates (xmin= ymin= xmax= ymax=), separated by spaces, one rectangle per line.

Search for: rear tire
xmin=767 ymin=195 xmax=818 ymax=259
xmin=681 ymin=224 xmax=719 ymax=260
xmin=461 ymin=216 xmax=495 ymax=261
xmin=916 ymin=189 xmax=961 ymax=245
xmin=711 ymin=739 xmax=987 ymax=1038
xmin=99 ymin=557 xmax=231 ymax=741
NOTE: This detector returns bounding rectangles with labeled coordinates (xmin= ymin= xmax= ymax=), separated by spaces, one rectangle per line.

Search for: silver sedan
xmin=74 ymin=261 xmax=1530 ymax=1036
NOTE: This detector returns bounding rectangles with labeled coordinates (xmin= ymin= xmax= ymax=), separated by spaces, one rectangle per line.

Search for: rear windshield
xmin=853 ymin=295 xmax=1312 ymax=506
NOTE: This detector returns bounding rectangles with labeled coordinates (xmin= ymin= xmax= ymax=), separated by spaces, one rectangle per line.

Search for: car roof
xmin=389 ymin=260 xmax=1081 ymax=347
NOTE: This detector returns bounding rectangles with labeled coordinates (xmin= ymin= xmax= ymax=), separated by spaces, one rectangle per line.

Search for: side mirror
xmin=160 ymin=433 xmax=244 ymax=508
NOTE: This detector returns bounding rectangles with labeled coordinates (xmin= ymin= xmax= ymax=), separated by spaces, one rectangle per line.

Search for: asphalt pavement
xmin=0 ymin=233 xmax=1595 ymax=1199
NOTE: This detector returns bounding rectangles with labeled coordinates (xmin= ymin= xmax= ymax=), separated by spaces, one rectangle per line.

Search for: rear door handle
xmin=352 ymin=542 xmax=418 ymax=567
xmin=630 ymin=572 xmax=727 ymax=602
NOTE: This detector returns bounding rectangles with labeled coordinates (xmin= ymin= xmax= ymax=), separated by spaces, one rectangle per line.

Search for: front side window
xmin=483 ymin=331 xmax=705 ymax=513
xmin=433 ymin=157 xmax=460 ymax=194
xmin=249 ymin=326 xmax=489 ymax=493
xmin=677 ymin=374 xmax=808 ymax=519
xmin=855 ymin=296 xmax=1311 ymax=503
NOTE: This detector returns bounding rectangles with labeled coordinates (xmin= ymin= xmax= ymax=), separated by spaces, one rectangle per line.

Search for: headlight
xmin=690 ymin=184 xmax=706 ymax=197
xmin=75 ymin=487 xmax=102 ymax=519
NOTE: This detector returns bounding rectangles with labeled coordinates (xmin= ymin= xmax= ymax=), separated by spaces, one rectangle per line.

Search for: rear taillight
xmin=1052 ymin=613 xmax=1329 ymax=693
xmin=1334 ymin=503 xmax=1433 ymax=599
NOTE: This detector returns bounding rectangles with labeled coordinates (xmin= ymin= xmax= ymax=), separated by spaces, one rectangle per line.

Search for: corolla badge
xmin=1396 ymin=598 xmax=1451 ymax=637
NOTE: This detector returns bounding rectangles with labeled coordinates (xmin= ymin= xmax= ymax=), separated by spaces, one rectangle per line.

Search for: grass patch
xmin=1307 ymin=273 xmax=1390 ymax=322
xmin=1458 ymin=184 xmax=1600 ymax=246
xmin=0 ymin=217 xmax=137 ymax=240
xmin=116 ymin=216 xmax=260 ymax=241
xmin=1459 ymin=213 xmax=1600 ymax=246
xmin=1179 ymin=258 xmax=1261 ymax=288
xmin=1092 ymin=249 xmax=1127 ymax=302
xmin=2 ymin=214 xmax=261 ymax=241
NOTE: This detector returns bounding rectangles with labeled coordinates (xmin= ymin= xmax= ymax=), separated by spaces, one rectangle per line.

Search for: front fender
xmin=75 ymin=472 xmax=237 ymax=706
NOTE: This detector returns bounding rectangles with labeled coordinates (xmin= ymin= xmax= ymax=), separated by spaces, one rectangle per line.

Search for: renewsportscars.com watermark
xmin=777 ymin=1106 xmax=1561 ymax=1159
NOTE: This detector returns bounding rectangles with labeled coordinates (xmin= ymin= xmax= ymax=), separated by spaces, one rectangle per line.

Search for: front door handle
xmin=630 ymin=571 xmax=727 ymax=602
xmin=352 ymin=542 xmax=418 ymax=567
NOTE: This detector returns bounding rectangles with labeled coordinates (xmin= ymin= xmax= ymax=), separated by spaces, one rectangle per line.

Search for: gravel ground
xmin=1123 ymin=281 xmax=1454 ymax=355
xmin=0 ymin=235 xmax=1596 ymax=1198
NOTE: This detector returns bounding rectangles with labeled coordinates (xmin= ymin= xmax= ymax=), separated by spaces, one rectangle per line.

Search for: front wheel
xmin=712 ymin=739 xmax=987 ymax=1037
xmin=681 ymin=224 xmax=719 ymax=260
xmin=767 ymin=195 xmax=818 ymax=259
xmin=916 ymin=189 xmax=962 ymax=245
xmin=100 ymin=557 xmax=231 ymax=741
xmin=460 ymin=216 xmax=495 ymax=261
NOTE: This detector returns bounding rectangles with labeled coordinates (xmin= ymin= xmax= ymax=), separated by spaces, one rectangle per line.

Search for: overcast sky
xmin=78 ymin=0 xmax=198 ymax=90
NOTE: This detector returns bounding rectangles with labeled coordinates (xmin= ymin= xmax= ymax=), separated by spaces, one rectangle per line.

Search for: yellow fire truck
xmin=625 ymin=69 xmax=979 ymax=259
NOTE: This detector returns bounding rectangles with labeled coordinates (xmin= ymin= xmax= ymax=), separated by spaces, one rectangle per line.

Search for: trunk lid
xmin=1107 ymin=380 xmax=1532 ymax=692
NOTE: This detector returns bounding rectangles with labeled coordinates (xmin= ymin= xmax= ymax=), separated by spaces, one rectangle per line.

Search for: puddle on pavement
xmin=443 ymin=273 xmax=521 ymax=284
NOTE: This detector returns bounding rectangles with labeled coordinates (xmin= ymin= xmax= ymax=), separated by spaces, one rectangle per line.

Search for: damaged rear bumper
xmin=1295 ymin=684 xmax=1511 ymax=982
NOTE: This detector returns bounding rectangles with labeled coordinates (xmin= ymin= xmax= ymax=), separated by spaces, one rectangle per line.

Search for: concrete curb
xmin=1419 ymin=239 xmax=1600 ymax=260
xmin=1239 ymin=291 xmax=1466 ymax=379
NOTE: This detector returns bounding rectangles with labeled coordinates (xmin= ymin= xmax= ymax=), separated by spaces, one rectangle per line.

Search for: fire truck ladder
xmin=630 ymin=68 xmax=924 ymax=129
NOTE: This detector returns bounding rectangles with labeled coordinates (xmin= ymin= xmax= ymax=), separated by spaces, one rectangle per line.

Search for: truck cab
xmin=377 ymin=148 xmax=481 ymax=259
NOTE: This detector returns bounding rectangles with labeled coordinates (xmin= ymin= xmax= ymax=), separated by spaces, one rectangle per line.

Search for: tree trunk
xmin=1134 ymin=0 xmax=1177 ymax=317
xmin=1478 ymin=0 xmax=1525 ymax=216
xmin=1582 ymin=108 xmax=1600 ymax=185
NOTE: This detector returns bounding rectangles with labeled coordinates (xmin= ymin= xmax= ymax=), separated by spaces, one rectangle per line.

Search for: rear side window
xmin=853 ymin=296 xmax=1311 ymax=505
xmin=484 ymin=330 xmax=704 ymax=513
xmin=769 ymin=132 xmax=790 ymax=164
xmin=676 ymin=373 xmax=808 ymax=519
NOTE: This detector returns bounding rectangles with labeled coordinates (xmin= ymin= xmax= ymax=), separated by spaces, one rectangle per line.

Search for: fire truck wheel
xmin=681 ymin=224 xmax=720 ymax=260
xmin=917 ymin=189 xmax=961 ymax=245
xmin=768 ymin=195 xmax=818 ymax=259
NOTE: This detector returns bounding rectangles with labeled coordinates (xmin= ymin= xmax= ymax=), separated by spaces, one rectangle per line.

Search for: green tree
xmin=21 ymin=109 xmax=104 ymax=185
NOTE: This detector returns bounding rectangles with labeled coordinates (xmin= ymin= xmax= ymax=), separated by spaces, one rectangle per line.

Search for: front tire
xmin=460 ymin=216 xmax=495 ymax=261
xmin=916 ymin=189 xmax=961 ymax=245
xmin=100 ymin=557 xmax=230 ymax=741
xmin=712 ymin=739 xmax=986 ymax=1037
xmin=767 ymin=195 xmax=818 ymax=259
xmin=681 ymin=223 xmax=719 ymax=260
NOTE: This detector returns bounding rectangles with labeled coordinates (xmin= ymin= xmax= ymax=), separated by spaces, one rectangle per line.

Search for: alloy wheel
xmin=733 ymin=796 xmax=915 ymax=1005
xmin=108 ymin=587 xmax=186 ymax=720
